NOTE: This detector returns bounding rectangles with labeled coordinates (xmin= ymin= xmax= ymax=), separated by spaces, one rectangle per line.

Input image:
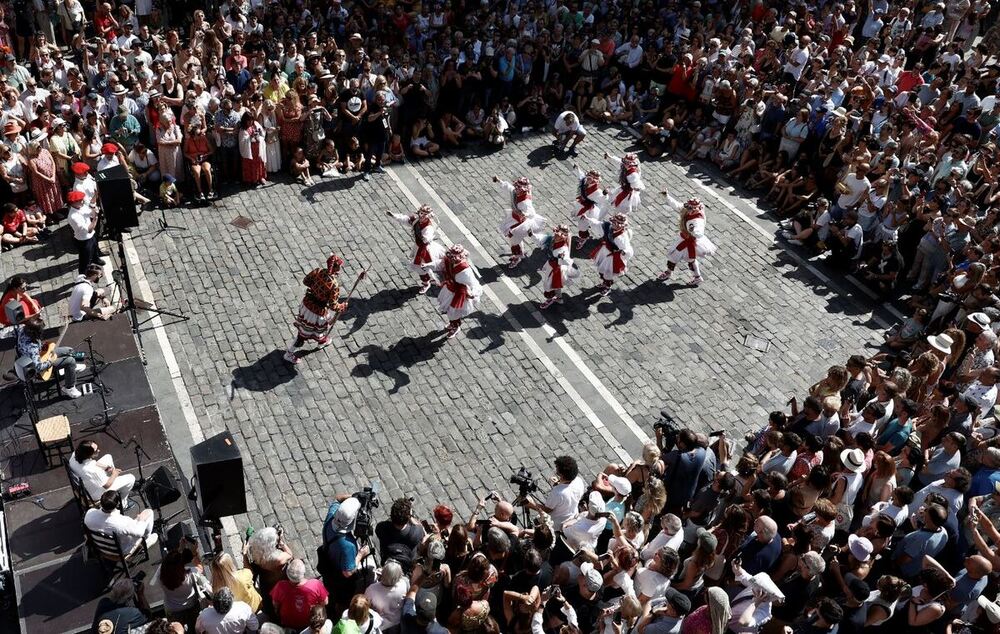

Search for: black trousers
xmin=74 ymin=235 xmax=97 ymax=274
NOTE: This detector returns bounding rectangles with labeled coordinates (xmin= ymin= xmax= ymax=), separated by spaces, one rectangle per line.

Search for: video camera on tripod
xmin=352 ymin=482 xmax=380 ymax=541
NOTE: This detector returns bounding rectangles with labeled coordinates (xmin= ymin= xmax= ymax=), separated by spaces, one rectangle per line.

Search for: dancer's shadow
xmin=349 ymin=331 xmax=447 ymax=394
xmin=526 ymin=145 xmax=557 ymax=170
xmin=340 ymin=286 xmax=422 ymax=338
xmin=301 ymin=174 xmax=361 ymax=203
xmin=596 ymin=279 xmax=682 ymax=327
xmin=537 ymin=289 xmax=596 ymax=339
xmin=231 ymin=349 xmax=297 ymax=393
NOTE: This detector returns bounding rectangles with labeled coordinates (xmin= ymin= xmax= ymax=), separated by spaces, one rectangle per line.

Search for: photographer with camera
xmin=375 ymin=497 xmax=427 ymax=572
xmin=319 ymin=497 xmax=372 ymax=616
xmin=523 ymin=456 xmax=588 ymax=538
xmin=467 ymin=491 xmax=520 ymax=544
xmin=659 ymin=429 xmax=717 ymax=515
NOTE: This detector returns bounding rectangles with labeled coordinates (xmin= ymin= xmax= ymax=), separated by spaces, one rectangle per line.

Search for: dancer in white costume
xmin=603 ymin=151 xmax=644 ymax=217
xmin=493 ymin=175 xmax=548 ymax=268
xmin=386 ymin=204 xmax=446 ymax=294
xmin=437 ymin=244 xmax=483 ymax=339
xmin=539 ymin=224 xmax=580 ymax=309
xmin=657 ymin=195 xmax=717 ymax=286
xmin=589 ymin=213 xmax=634 ymax=298
xmin=572 ymin=163 xmax=607 ymax=246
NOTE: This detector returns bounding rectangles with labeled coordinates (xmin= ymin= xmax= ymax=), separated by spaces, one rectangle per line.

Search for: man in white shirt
xmin=615 ymin=35 xmax=643 ymax=70
xmin=68 ymin=439 xmax=135 ymax=502
xmin=561 ymin=491 xmax=608 ymax=551
xmin=962 ymin=368 xmax=1000 ymax=418
xmin=526 ymin=455 xmax=586 ymax=531
xmin=196 ymin=587 xmax=259 ymax=634
xmin=84 ymin=490 xmax=157 ymax=553
xmin=69 ymin=265 xmax=115 ymax=321
xmin=67 ymin=190 xmax=101 ymax=275
xmin=782 ymin=36 xmax=810 ymax=87
xmin=833 ymin=162 xmax=872 ymax=219
xmin=553 ymin=111 xmax=587 ymax=152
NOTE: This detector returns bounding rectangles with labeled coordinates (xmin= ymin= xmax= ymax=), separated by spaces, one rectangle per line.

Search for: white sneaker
xmin=75 ymin=363 xmax=87 ymax=373
xmin=61 ymin=386 xmax=82 ymax=399
xmin=144 ymin=532 xmax=159 ymax=547
xmin=322 ymin=169 xmax=338 ymax=178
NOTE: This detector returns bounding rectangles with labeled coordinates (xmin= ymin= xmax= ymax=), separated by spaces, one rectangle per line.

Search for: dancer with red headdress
xmin=590 ymin=213 xmax=634 ymax=297
xmin=387 ymin=204 xmax=446 ymax=294
xmin=284 ymin=253 xmax=350 ymax=364
xmin=437 ymin=245 xmax=483 ymax=339
xmin=657 ymin=194 xmax=716 ymax=285
xmin=539 ymin=224 xmax=580 ymax=309
xmin=492 ymin=175 xmax=547 ymax=269
xmin=602 ymin=151 xmax=645 ymax=218
xmin=572 ymin=163 xmax=607 ymax=246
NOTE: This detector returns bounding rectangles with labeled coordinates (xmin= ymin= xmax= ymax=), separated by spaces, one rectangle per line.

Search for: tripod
xmin=110 ymin=234 xmax=188 ymax=361
xmin=79 ymin=336 xmax=122 ymax=443
xmin=152 ymin=203 xmax=186 ymax=237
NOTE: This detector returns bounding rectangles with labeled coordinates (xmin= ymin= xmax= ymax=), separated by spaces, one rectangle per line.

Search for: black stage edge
xmin=1 ymin=315 xmax=198 ymax=633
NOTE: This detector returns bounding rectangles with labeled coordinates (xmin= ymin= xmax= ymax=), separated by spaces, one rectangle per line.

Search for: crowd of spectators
xmin=8 ymin=0 xmax=1000 ymax=631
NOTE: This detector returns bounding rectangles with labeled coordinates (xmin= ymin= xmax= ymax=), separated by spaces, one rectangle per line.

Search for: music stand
xmin=78 ymin=336 xmax=122 ymax=444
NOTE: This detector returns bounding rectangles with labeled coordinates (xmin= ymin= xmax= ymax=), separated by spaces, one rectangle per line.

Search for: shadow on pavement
xmin=349 ymin=331 xmax=447 ymax=394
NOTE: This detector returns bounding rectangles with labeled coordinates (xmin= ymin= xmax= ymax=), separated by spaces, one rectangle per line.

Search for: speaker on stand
xmin=190 ymin=431 xmax=247 ymax=553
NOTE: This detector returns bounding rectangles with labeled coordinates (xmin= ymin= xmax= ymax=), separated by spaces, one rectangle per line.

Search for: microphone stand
xmin=80 ymin=336 xmax=122 ymax=444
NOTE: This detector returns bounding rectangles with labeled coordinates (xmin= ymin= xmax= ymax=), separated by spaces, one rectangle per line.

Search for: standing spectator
xmin=238 ymin=112 xmax=267 ymax=188
xmin=271 ymin=559 xmax=329 ymax=631
xmin=195 ymin=588 xmax=259 ymax=634
xmin=25 ymin=140 xmax=63 ymax=219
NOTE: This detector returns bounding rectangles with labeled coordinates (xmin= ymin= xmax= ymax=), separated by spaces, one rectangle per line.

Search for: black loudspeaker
xmin=142 ymin=465 xmax=182 ymax=509
xmin=96 ymin=164 xmax=138 ymax=231
xmin=190 ymin=431 xmax=247 ymax=520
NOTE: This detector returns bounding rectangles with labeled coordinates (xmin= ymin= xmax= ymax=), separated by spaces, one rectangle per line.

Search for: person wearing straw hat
xmin=830 ymin=448 xmax=867 ymax=534
xmin=47 ymin=116 xmax=79 ymax=184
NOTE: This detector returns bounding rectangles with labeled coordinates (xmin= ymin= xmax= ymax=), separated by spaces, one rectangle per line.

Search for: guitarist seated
xmin=15 ymin=317 xmax=86 ymax=399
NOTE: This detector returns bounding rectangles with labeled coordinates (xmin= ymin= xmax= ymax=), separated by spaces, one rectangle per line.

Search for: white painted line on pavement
xmin=121 ymin=234 xmax=242 ymax=555
xmin=690 ymin=179 xmax=898 ymax=329
xmin=387 ymin=166 xmax=639 ymax=463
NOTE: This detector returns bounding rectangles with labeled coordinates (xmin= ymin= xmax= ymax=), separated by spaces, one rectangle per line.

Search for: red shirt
xmin=270 ymin=579 xmax=328 ymax=630
xmin=2 ymin=208 xmax=25 ymax=233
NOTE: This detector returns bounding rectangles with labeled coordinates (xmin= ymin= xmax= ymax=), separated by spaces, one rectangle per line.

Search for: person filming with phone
xmin=467 ymin=491 xmax=519 ymax=544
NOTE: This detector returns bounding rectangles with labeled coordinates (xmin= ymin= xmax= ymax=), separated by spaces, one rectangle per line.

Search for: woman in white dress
xmin=261 ymin=100 xmax=281 ymax=173
xmin=437 ymin=245 xmax=482 ymax=339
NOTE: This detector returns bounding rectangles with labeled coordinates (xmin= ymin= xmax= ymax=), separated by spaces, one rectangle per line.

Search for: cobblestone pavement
xmin=124 ymin=125 xmax=888 ymax=558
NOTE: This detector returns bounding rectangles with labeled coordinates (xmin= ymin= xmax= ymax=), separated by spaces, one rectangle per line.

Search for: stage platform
xmin=0 ymin=314 xmax=198 ymax=633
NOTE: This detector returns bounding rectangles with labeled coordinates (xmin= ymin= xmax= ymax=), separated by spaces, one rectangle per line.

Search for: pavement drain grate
xmin=743 ymin=334 xmax=771 ymax=353
xmin=231 ymin=216 xmax=254 ymax=229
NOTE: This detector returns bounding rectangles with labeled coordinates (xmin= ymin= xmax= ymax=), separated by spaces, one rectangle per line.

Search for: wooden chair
xmin=83 ymin=523 xmax=151 ymax=582
xmin=33 ymin=413 xmax=72 ymax=468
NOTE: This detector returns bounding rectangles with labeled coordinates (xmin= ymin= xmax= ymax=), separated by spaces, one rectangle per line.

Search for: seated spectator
xmin=1 ymin=202 xmax=41 ymax=249
xmin=92 ymin=578 xmax=150 ymax=634
xmin=0 ymin=275 xmax=41 ymax=327
xmin=84 ymin=490 xmax=157 ymax=551
xmin=157 ymin=547 xmax=212 ymax=631
xmin=68 ymin=264 xmax=116 ymax=321
xmin=68 ymin=439 xmax=135 ymax=503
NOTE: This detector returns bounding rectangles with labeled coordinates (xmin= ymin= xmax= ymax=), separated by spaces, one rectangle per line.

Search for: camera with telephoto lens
xmin=352 ymin=481 xmax=381 ymax=540
xmin=510 ymin=467 xmax=538 ymax=496
xmin=653 ymin=410 xmax=681 ymax=451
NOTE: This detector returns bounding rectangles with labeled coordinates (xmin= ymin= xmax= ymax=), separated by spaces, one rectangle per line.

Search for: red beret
xmin=101 ymin=142 xmax=118 ymax=154
xmin=67 ymin=190 xmax=85 ymax=203
xmin=71 ymin=162 xmax=90 ymax=175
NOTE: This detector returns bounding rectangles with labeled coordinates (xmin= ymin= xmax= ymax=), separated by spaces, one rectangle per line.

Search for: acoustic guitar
xmin=37 ymin=317 xmax=72 ymax=382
